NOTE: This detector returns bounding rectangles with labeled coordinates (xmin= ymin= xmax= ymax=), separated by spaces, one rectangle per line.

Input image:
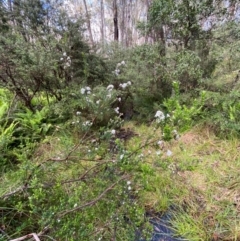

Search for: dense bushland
xmin=1 ymin=0 xmax=240 ymax=240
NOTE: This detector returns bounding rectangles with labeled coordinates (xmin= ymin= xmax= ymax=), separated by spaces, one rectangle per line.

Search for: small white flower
xmin=148 ymin=150 xmax=152 ymax=154
xmin=120 ymin=154 xmax=124 ymax=160
xmin=127 ymin=81 xmax=131 ymax=86
xmin=173 ymin=129 xmax=178 ymax=134
xmin=117 ymin=63 xmax=121 ymax=68
xmin=111 ymin=129 xmax=116 ymax=135
xmin=96 ymin=100 xmax=100 ymax=104
xmin=121 ymin=60 xmax=126 ymax=65
xmin=83 ymin=121 xmax=93 ymax=127
xmin=74 ymin=203 xmax=77 ymax=208
xmin=76 ymin=111 xmax=81 ymax=115
xmin=114 ymin=69 xmax=120 ymax=76
xmin=128 ymin=186 xmax=131 ymax=190
xmin=166 ymin=150 xmax=172 ymax=157
xmin=60 ymin=57 xmax=64 ymax=61
xmin=87 ymin=91 xmax=91 ymax=94
xmin=127 ymin=181 xmax=131 ymax=185
xmin=57 ymin=219 xmax=61 ymax=223
xmin=156 ymin=150 xmax=161 ymax=156
xmin=86 ymin=86 xmax=91 ymax=91
xmin=118 ymin=97 xmax=121 ymax=102
xmin=107 ymin=85 xmax=114 ymax=91
xmin=155 ymin=110 xmax=165 ymax=122
xmin=157 ymin=140 xmax=163 ymax=145
xmin=166 ymin=114 xmax=170 ymax=118
xmin=81 ymin=88 xmax=85 ymax=94
xmin=63 ymin=52 xmax=67 ymax=56
xmin=114 ymin=107 xmax=120 ymax=114
xmin=120 ymin=83 xmax=128 ymax=89
xmin=72 ymin=121 xmax=75 ymax=125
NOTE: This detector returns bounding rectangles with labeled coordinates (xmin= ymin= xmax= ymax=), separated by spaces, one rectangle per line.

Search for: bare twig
xmin=58 ymin=175 xmax=128 ymax=218
xmin=10 ymin=233 xmax=40 ymax=241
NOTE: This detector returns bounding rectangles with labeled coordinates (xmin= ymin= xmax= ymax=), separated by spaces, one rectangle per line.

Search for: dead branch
xmin=10 ymin=233 xmax=40 ymax=241
xmin=9 ymin=226 xmax=49 ymax=241
xmin=58 ymin=175 xmax=128 ymax=218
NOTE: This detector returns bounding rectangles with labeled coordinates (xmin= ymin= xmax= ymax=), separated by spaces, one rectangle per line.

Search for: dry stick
xmin=58 ymin=175 xmax=128 ymax=218
xmin=10 ymin=233 xmax=41 ymax=241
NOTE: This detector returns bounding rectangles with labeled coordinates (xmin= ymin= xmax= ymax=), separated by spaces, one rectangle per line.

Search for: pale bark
xmin=100 ymin=0 xmax=105 ymax=46
xmin=83 ymin=0 xmax=94 ymax=46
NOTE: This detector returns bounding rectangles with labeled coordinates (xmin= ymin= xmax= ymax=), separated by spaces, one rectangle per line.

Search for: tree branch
xmin=58 ymin=175 xmax=128 ymax=218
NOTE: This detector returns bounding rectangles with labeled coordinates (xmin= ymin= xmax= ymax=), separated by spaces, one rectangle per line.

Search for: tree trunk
xmin=83 ymin=0 xmax=94 ymax=46
xmin=100 ymin=0 xmax=105 ymax=47
xmin=113 ymin=0 xmax=119 ymax=41
xmin=120 ymin=0 xmax=126 ymax=46
xmin=8 ymin=0 xmax=12 ymax=11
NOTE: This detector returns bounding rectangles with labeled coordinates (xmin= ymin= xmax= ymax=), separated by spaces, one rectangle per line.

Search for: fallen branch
xmin=58 ymin=175 xmax=128 ymax=218
xmin=9 ymin=226 xmax=49 ymax=241
xmin=10 ymin=233 xmax=40 ymax=241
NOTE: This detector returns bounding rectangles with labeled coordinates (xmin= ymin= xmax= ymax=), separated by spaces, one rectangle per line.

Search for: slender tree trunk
xmin=113 ymin=0 xmax=119 ymax=41
xmin=8 ymin=0 xmax=12 ymax=11
xmin=100 ymin=0 xmax=105 ymax=47
xmin=83 ymin=0 xmax=94 ymax=46
xmin=145 ymin=0 xmax=150 ymax=44
xmin=120 ymin=0 xmax=126 ymax=46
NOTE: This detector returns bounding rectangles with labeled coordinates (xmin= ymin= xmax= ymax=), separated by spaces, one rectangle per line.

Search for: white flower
xmin=120 ymin=83 xmax=128 ymax=89
xmin=128 ymin=186 xmax=131 ymax=190
xmin=118 ymin=97 xmax=121 ymax=102
xmin=166 ymin=150 xmax=172 ymax=157
xmin=155 ymin=110 xmax=165 ymax=122
xmin=81 ymin=88 xmax=85 ymax=94
xmin=74 ymin=203 xmax=77 ymax=208
xmin=87 ymin=91 xmax=91 ymax=94
xmin=60 ymin=57 xmax=63 ymax=61
xmin=156 ymin=150 xmax=161 ymax=156
xmin=57 ymin=219 xmax=61 ymax=223
xmin=157 ymin=140 xmax=163 ymax=145
xmin=127 ymin=81 xmax=131 ymax=86
xmin=172 ymin=130 xmax=178 ymax=134
xmin=111 ymin=129 xmax=116 ymax=135
xmin=107 ymin=84 xmax=114 ymax=91
xmin=120 ymin=154 xmax=124 ymax=160
xmin=114 ymin=69 xmax=120 ymax=76
xmin=63 ymin=52 xmax=67 ymax=56
xmin=127 ymin=181 xmax=131 ymax=185
xmin=76 ymin=111 xmax=81 ymax=115
xmin=114 ymin=107 xmax=120 ymax=114
xmin=83 ymin=121 xmax=93 ymax=127
xmin=117 ymin=63 xmax=121 ymax=68
xmin=86 ymin=86 xmax=91 ymax=91
xmin=121 ymin=60 xmax=126 ymax=66
xmin=166 ymin=114 xmax=170 ymax=118
xmin=96 ymin=100 xmax=100 ymax=104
